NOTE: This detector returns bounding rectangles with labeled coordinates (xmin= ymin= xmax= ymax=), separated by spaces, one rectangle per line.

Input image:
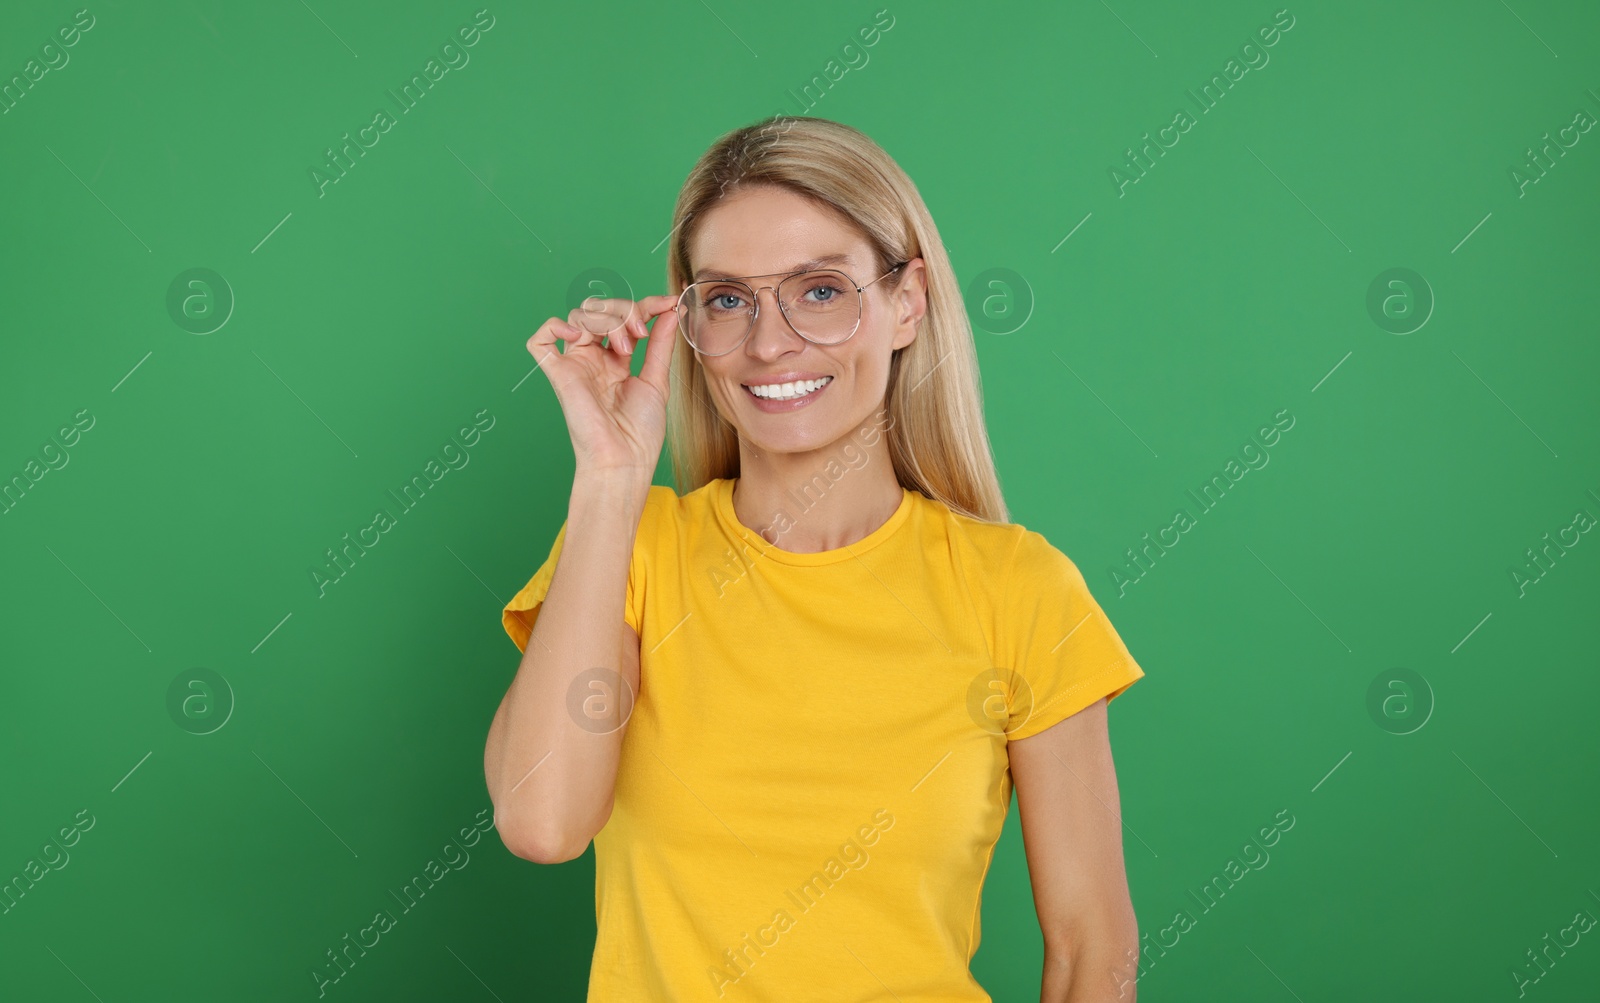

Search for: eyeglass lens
xmin=680 ymin=270 xmax=860 ymax=354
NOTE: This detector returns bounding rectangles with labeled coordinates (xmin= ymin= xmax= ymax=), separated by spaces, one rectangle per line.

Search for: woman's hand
xmin=526 ymin=293 xmax=682 ymax=475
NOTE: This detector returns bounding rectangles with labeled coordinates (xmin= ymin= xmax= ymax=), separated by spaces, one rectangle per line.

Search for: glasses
xmin=676 ymin=261 xmax=908 ymax=357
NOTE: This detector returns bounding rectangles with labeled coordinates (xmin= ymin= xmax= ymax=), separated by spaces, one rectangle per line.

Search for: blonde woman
xmin=485 ymin=115 xmax=1146 ymax=1002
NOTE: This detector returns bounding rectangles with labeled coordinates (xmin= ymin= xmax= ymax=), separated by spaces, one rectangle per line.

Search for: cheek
xmin=841 ymin=343 xmax=887 ymax=386
xmin=708 ymin=371 xmax=748 ymax=419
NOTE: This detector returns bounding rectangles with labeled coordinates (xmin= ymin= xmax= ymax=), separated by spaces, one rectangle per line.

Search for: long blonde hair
xmin=664 ymin=115 xmax=1008 ymax=524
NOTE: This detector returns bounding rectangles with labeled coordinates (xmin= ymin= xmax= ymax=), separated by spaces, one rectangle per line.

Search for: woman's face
xmin=684 ymin=185 xmax=926 ymax=458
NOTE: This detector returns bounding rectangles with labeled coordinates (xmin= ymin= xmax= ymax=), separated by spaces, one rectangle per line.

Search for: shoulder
xmin=634 ymin=480 xmax=715 ymax=547
xmin=921 ymin=495 xmax=1033 ymax=579
xmin=641 ymin=482 xmax=680 ymax=516
xmin=635 ymin=483 xmax=685 ymax=540
xmin=641 ymin=481 xmax=715 ymax=524
xmin=1005 ymin=527 xmax=1092 ymax=598
xmin=929 ymin=498 xmax=1089 ymax=599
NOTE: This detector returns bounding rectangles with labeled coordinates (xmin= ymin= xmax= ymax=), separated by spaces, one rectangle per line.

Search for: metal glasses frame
xmin=675 ymin=261 xmax=908 ymax=357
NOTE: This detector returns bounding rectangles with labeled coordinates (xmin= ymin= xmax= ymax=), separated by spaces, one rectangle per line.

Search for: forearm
xmin=1040 ymin=916 xmax=1140 ymax=1003
xmin=486 ymin=469 xmax=649 ymax=859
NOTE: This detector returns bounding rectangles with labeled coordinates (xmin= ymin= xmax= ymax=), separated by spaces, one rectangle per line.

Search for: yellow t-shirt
xmin=501 ymin=477 xmax=1144 ymax=1001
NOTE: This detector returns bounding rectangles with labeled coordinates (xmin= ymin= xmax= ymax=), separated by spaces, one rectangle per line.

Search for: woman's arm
xmin=1009 ymin=698 xmax=1140 ymax=1002
xmin=484 ymin=469 xmax=648 ymax=863
xmin=485 ymin=295 xmax=678 ymax=864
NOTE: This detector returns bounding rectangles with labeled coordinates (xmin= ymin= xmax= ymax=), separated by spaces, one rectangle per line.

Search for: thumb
xmin=638 ymin=306 xmax=680 ymax=398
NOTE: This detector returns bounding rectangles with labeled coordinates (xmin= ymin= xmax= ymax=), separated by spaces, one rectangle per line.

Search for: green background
xmin=3 ymin=0 xmax=1598 ymax=999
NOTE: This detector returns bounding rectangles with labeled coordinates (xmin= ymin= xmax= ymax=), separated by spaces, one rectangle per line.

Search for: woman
xmin=484 ymin=115 xmax=1146 ymax=1002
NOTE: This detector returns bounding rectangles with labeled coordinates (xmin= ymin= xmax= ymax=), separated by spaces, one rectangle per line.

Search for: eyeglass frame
xmin=674 ymin=260 xmax=910 ymax=357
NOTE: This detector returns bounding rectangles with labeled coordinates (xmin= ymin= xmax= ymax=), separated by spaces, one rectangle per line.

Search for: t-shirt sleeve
xmin=499 ymin=489 xmax=657 ymax=654
xmin=996 ymin=529 xmax=1144 ymax=741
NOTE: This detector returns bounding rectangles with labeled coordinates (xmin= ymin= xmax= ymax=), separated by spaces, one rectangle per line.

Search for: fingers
xmin=633 ymin=295 xmax=683 ymax=352
xmin=610 ymin=295 xmax=684 ymax=357
xmin=637 ymin=303 xmax=679 ymax=397
xmin=637 ymin=293 xmax=682 ymax=318
xmin=620 ymin=309 xmax=645 ymax=356
xmin=568 ymin=297 xmax=650 ymax=359
xmin=526 ymin=316 xmax=576 ymax=374
xmin=543 ymin=294 xmax=683 ymax=363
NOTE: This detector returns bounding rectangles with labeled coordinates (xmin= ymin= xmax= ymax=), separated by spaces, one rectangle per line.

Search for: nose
xmin=745 ymin=284 xmax=804 ymax=357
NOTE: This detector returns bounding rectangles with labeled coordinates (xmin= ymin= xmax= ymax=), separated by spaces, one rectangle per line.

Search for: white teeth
xmin=747 ymin=376 xmax=832 ymax=400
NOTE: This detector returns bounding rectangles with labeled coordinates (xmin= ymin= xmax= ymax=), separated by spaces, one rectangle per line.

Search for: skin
xmin=507 ymin=183 xmax=1139 ymax=1000
xmin=685 ymin=184 xmax=921 ymax=550
xmin=1012 ymin=699 xmax=1142 ymax=1002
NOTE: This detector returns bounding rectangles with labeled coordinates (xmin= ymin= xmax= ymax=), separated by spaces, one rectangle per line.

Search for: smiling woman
xmin=486 ymin=115 xmax=1148 ymax=1002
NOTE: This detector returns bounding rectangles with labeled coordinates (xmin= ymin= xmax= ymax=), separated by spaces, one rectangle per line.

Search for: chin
xmin=740 ymin=420 xmax=840 ymax=453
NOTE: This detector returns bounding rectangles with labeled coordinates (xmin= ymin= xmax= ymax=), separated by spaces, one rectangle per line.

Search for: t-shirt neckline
xmin=712 ymin=477 xmax=914 ymax=567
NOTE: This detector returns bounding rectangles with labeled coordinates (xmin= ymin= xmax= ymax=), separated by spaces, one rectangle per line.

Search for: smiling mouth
xmin=743 ymin=375 xmax=834 ymax=401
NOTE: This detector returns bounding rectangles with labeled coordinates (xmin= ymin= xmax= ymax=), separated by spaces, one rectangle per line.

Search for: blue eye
xmin=700 ymin=286 xmax=748 ymax=312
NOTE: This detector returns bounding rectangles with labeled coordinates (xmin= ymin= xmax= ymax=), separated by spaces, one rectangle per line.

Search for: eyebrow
xmin=693 ymin=253 xmax=855 ymax=282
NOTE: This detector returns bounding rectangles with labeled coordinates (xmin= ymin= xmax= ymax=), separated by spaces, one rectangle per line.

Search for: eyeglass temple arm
xmin=861 ymin=260 xmax=908 ymax=290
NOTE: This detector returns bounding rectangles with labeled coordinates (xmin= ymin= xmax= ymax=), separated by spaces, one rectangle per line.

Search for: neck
xmin=731 ymin=416 xmax=901 ymax=553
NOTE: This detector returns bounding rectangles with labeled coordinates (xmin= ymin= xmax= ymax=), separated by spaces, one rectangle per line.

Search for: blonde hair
xmin=664 ymin=115 xmax=1008 ymax=524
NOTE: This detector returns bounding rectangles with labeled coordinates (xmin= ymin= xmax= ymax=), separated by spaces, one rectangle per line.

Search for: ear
xmin=891 ymin=257 xmax=928 ymax=352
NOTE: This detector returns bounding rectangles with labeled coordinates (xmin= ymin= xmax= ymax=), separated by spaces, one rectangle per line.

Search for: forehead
xmin=689 ymin=186 xmax=869 ymax=281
